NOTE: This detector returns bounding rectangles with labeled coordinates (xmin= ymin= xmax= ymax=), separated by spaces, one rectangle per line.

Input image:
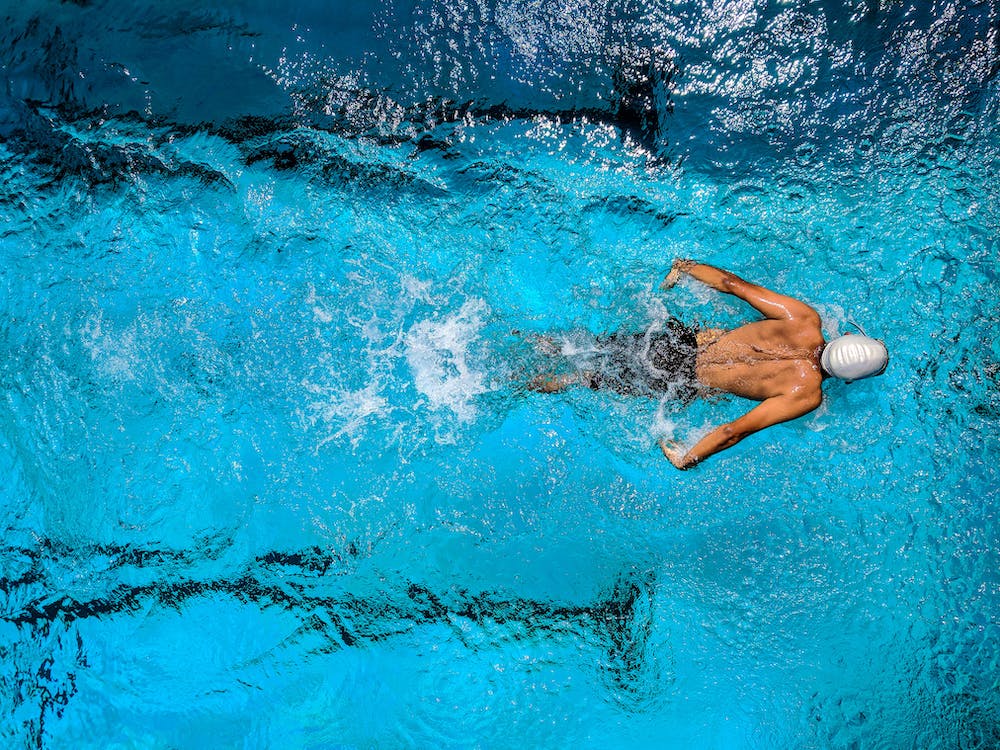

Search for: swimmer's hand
xmin=659 ymin=438 xmax=693 ymax=470
xmin=660 ymin=258 xmax=697 ymax=290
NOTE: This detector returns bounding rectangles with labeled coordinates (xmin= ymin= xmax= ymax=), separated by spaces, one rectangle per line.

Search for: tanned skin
xmin=657 ymin=259 xmax=826 ymax=469
xmin=531 ymin=259 xmax=827 ymax=469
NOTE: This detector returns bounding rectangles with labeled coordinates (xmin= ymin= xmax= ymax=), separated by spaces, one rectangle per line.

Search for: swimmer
xmin=530 ymin=259 xmax=889 ymax=469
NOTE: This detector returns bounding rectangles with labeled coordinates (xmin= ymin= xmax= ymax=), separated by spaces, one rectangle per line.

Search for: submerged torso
xmin=695 ymin=319 xmax=825 ymax=401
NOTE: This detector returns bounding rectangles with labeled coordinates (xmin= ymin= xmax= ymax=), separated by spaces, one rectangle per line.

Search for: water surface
xmin=1 ymin=1 xmax=998 ymax=748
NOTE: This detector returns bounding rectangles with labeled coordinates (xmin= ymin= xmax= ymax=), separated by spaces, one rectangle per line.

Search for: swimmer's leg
xmin=528 ymin=371 xmax=599 ymax=393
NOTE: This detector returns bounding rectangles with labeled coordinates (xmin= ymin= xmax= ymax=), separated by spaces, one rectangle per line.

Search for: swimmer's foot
xmin=528 ymin=373 xmax=571 ymax=393
xmin=510 ymin=328 xmax=562 ymax=357
xmin=532 ymin=335 xmax=561 ymax=357
xmin=509 ymin=330 xmax=561 ymax=355
xmin=528 ymin=371 xmax=597 ymax=393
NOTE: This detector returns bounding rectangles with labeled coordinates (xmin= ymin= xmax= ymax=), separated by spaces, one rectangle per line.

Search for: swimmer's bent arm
xmin=660 ymin=391 xmax=822 ymax=470
xmin=662 ymin=259 xmax=819 ymax=322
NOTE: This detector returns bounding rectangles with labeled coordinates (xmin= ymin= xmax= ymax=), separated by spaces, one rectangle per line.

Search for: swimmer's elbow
xmin=796 ymin=391 xmax=823 ymax=414
xmin=720 ymin=273 xmax=741 ymax=293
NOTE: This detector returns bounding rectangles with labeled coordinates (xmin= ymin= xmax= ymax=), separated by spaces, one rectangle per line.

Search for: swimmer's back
xmin=695 ymin=319 xmax=824 ymax=401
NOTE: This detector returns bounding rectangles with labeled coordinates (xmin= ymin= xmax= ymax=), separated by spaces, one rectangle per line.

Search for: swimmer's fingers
xmin=660 ymin=268 xmax=682 ymax=289
xmin=658 ymin=438 xmax=682 ymax=455
xmin=660 ymin=259 xmax=695 ymax=290
xmin=659 ymin=438 xmax=689 ymax=469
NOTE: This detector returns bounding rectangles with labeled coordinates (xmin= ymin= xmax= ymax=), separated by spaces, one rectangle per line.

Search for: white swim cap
xmin=821 ymin=335 xmax=889 ymax=381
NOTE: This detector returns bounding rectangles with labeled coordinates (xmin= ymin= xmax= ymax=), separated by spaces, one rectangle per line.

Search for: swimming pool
xmin=1 ymin=1 xmax=998 ymax=747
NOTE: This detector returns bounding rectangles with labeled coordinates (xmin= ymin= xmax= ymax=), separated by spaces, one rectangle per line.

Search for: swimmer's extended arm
xmin=662 ymin=259 xmax=819 ymax=322
xmin=659 ymin=391 xmax=821 ymax=470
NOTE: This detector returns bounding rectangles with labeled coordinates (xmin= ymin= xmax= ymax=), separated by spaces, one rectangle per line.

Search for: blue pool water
xmin=1 ymin=1 xmax=999 ymax=747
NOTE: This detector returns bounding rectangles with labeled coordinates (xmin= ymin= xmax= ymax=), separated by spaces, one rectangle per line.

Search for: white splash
xmin=79 ymin=313 xmax=139 ymax=382
xmin=815 ymin=302 xmax=848 ymax=337
xmin=555 ymin=331 xmax=599 ymax=357
xmin=308 ymin=381 xmax=389 ymax=448
xmin=404 ymin=298 xmax=489 ymax=423
xmin=651 ymin=398 xmax=682 ymax=441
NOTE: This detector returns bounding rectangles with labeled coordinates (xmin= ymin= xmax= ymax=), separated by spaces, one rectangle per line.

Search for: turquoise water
xmin=1 ymin=1 xmax=999 ymax=748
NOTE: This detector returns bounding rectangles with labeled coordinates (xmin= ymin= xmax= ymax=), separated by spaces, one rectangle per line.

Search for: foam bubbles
xmin=815 ymin=302 xmax=848 ymax=338
xmin=307 ymin=381 xmax=389 ymax=449
xmin=650 ymin=401 xmax=678 ymax=441
xmin=404 ymin=298 xmax=490 ymax=424
xmin=80 ymin=312 xmax=139 ymax=383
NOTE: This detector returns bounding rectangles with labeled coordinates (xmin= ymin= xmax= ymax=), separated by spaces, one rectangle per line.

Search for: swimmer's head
xmin=820 ymin=334 xmax=889 ymax=382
